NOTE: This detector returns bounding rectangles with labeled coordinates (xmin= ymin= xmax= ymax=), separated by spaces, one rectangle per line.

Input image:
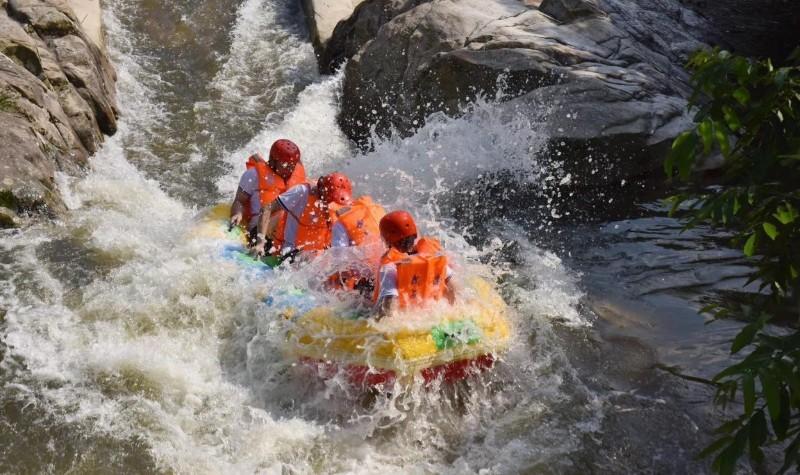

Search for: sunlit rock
xmin=0 ymin=0 xmax=116 ymax=218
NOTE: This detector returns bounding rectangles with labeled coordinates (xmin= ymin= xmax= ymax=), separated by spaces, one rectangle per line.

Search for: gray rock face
xmin=0 ymin=0 xmax=116 ymax=222
xmin=328 ymin=0 xmax=708 ymax=184
xmin=321 ymin=0 xmax=425 ymax=73
xmin=539 ymin=0 xmax=603 ymax=22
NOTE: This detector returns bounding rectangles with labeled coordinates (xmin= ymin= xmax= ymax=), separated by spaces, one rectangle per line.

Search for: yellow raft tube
xmin=286 ymin=276 xmax=512 ymax=387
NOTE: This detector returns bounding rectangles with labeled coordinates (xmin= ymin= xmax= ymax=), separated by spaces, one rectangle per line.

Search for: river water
xmin=0 ymin=0 xmax=754 ymax=473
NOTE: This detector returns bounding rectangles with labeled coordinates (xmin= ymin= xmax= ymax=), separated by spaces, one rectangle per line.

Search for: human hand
xmin=229 ymin=213 xmax=243 ymax=230
xmin=251 ymin=239 xmax=266 ymax=258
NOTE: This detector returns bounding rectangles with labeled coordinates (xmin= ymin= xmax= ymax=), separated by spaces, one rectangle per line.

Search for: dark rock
xmin=679 ymin=0 xmax=800 ymax=61
xmin=539 ymin=0 xmax=603 ymax=22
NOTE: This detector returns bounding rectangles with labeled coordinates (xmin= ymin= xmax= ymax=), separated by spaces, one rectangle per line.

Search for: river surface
xmin=0 ymin=1 xmax=754 ymax=473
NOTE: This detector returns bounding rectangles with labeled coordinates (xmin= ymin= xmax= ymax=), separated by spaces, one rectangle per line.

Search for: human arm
xmin=330 ymin=221 xmax=351 ymax=248
xmin=445 ymin=277 xmax=456 ymax=304
xmin=252 ymin=184 xmax=310 ymax=256
xmin=376 ymin=296 xmax=395 ymax=320
xmin=374 ymin=263 xmax=399 ymax=319
xmin=252 ymin=200 xmax=282 ymax=257
xmin=229 ymin=187 xmax=250 ymax=227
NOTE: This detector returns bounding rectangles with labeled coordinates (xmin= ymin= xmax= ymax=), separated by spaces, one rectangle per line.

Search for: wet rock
xmin=333 ymin=0 xmax=704 ymax=183
xmin=0 ymin=0 xmax=116 ymax=219
xmin=0 ymin=205 xmax=19 ymax=227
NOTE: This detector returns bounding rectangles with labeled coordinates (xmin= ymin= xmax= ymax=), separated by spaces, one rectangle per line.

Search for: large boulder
xmin=0 ymin=0 xmax=116 ymax=220
xmin=325 ymin=0 xmax=709 ymax=186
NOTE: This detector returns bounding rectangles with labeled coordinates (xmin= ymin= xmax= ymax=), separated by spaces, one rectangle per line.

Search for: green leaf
xmin=698 ymin=119 xmax=714 ymax=154
xmin=763 ymin=222 xmax=779 ymax=240
xmin=775 ymin=359 xmax=800 ymax=404
xmin=777 ymin=110 xmax=785 ymax=122
xmin=698 ymin=436 xmax=734 ymax=459
xmin=732 ymin=324 xmax=758 ymax=353
xmin=774 ymin=204 xmax=798 ymax=225
xmin=733 ymin=196 xmax=742 ymax=215
xmin=774 ymin=386 xmax=791 ymax=438
xmin=713 ymin=414 xmax=747 ymax=434
xmin=668 ymin=131 xmax=698 ymax=179
xmin=715 ymin=126 xmax=731 ymax=157
xmin=743 ymin=233 xmax=757 ymax=257
xmin=665 ymin=195 xmax=687 ymax=217
xmin=743 ymin=373 xmax=756 ymax=415
xmin=718 ymin=428 xmax=749 ymax=475
xmin=749 ymin=410 xmax=768 ymax=463
xmin=761 ymin=371 xmax=781 ymax=422
xmin=733 ymin=87 xmax=751 ymax=105
xmin=723 ymin=106 xmax=742 ymax=131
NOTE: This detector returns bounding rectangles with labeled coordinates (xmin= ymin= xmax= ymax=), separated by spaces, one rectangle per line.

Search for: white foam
xmin=210 ymin=0 xmax=318 ymax=120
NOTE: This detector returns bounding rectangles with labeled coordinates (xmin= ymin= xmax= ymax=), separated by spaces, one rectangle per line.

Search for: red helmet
xmin=269 ymin=139 xmax=301 ymax=178
xmin=317 ymin=172 xmax=353 ymax=206
xmin=379 ymin=210 xmax=417 ymax=247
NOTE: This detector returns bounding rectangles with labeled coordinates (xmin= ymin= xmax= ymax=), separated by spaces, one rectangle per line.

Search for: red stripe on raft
xmin=298 ymin=354 xmax=495 ymax=388
xmin=420 ymin=353 xmax=495 ymax=384
xmin=299 ymin=357 xmax=397 ymax=386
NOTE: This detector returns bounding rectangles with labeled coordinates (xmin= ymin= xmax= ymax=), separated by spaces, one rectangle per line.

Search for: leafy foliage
xmin=665 ymin=48 xmax=800 ymax=474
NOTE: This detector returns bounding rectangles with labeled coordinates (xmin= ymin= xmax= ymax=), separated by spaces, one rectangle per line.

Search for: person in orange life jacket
xmin=251 ymin=172 xmax=354 ymax=260
xmin=229 ymin=139 xmax=307 ymax=246
xmin=326 ymin=196 xmax=387 ymax=293
xmin=373 ymin=210 xmax=455 ymax=317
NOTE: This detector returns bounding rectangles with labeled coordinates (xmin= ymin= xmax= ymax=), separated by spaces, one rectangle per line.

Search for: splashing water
xmin=0 ymin=0 xmax=611 ymax=473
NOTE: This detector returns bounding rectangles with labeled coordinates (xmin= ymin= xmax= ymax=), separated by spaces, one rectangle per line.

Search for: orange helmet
xmin=379 ymin=210 xmax=417 ymax=247
xmin=269 ymin=139 xmax=301 ymax=179
xmin=317 ymin=172 xmax=353 ymax=206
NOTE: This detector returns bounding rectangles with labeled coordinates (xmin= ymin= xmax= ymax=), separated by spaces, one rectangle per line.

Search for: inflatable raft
xmin=192 ymin=204 xmax=513 ymax=387
xmin=285 ymin=276 xmax=512 ymax=387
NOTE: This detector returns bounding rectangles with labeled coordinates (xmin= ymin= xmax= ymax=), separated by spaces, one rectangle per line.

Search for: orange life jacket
xmin=373 ymin=237 xmax=448 ymax=309
xmin=242 ymin=154 xmax=306 ymax=225
xmin=326 ymin=196 xmax=387 ymax=291
xmin=272 ymin=188 xmax=337 ymax=255
xmin=334 ymin=196 xmax=386 ymax=247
